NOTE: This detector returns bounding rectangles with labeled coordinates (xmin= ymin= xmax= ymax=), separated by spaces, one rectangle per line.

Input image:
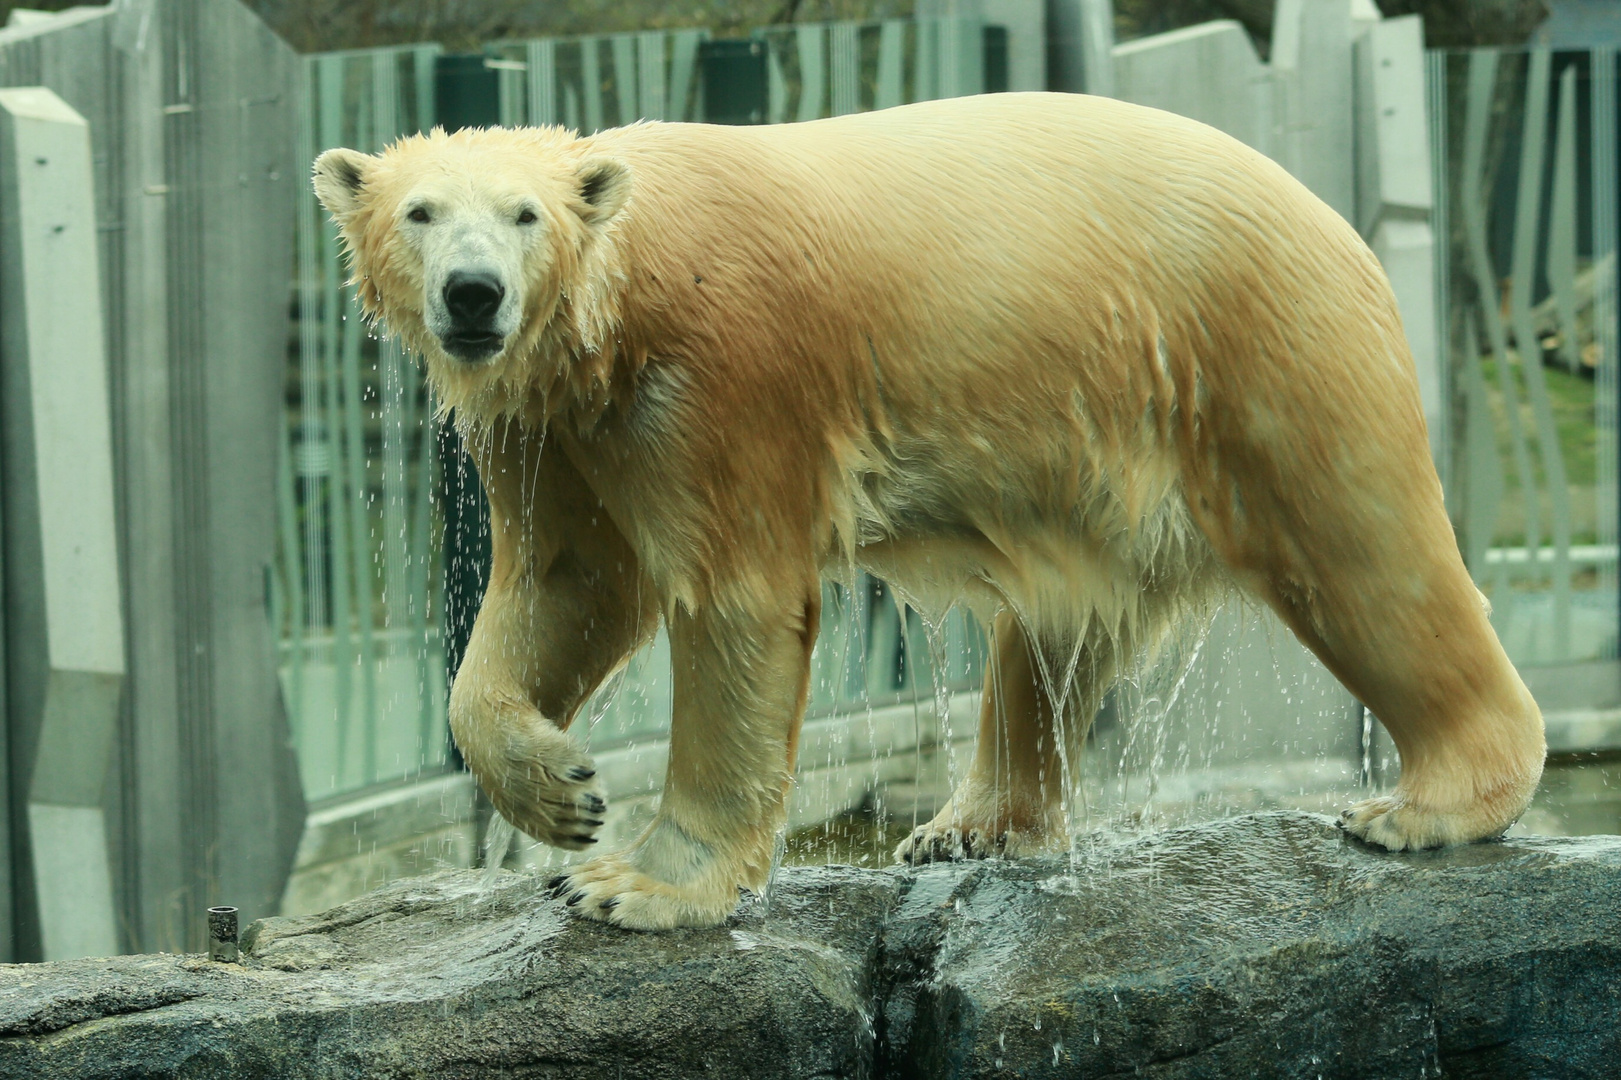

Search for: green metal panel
xmin=1434 ymin=48 xmax=1621 ymax=675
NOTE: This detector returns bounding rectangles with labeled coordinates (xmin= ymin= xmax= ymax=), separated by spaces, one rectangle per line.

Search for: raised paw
xmin=474 ymin=718 xmax=606 ymax=851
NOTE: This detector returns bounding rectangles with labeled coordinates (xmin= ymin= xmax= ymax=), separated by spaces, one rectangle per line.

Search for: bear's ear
xmin=312 ymin=148 xmax=373 ymax=220
xmin=574 ymin=156 xmax=630 ymax=227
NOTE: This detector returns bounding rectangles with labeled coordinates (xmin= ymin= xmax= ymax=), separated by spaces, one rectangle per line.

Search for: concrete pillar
xmin=1048 ymin=0 xmax=1115 ymax=95
xmin=1353 ymin=14 xmax=1442 ymax=463
xmin=0 ymin=86 xmax=123 ymax=961
xmin=1112 ymin=21 xmax=1272 ymax=153
xmin=1271 ymin=0 xmax=1357 ymax=221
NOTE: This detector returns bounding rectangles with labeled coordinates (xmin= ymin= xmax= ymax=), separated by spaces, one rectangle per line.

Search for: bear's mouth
xmin=441 ymin=331 xmax=506 ymax=363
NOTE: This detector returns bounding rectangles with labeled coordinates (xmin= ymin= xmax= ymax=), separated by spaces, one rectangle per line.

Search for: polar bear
xmin=313 ymin=92 xmax=1545 ymax=930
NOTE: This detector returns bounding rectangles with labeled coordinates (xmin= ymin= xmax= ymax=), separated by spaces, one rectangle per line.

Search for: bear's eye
xmin=517 ymin=209 xmax=537 ymax=225
xmin=407 ymin=207 xmax=430 ymax=223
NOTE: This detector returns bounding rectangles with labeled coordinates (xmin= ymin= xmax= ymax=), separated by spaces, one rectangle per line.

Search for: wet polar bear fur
xmin=314 ymin=92 xmax=1545 ymax=930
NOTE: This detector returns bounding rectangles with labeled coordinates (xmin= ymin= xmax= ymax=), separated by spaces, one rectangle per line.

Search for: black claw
xmin=600 ymin=897 xmax=619 ymax=912
xmin=546 ymin=875 xmax=570 ymax=897
xmin=585 ymin=795 xmax=606 ymax=813
xmin=571 ymin=835 xmax=598 ymax=845
xmin=568 ymin=766 xmax=596 ymax=781
xmin=566 ymin=891 xmax=585 ymax=907
xmin=581 ymin=818 xmax=605 ymax=828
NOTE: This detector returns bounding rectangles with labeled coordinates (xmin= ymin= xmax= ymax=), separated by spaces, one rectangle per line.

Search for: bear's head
xmin=312 ymin=126 xmax=630 ymax=426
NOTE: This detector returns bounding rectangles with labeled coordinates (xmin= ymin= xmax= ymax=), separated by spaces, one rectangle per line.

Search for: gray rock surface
xmin=877 ymin=812 xmax=1621 ymax=1078
xmin=0 ymin=812 xmax=1615 ymax=1079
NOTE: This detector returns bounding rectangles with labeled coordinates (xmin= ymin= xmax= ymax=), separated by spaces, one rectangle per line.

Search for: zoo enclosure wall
xmin=0 ymin=0 xmax=1614 ymax=958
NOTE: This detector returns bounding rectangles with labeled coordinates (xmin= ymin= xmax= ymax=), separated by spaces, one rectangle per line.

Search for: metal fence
xmin=1431 ymin=48 xmax=1619 ymax=672
xmin=281 ymin=46 xmax=445 ymax=803
xmin=283 ymin=17 xmax=995 ymax=804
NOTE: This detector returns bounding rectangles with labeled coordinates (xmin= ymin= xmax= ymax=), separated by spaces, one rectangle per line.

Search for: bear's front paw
xmin=480 ymin=720 xmax=606 ymax=851
xmin=544 ymin=816 xmax=753 ymax=929
xmin=894 ymin=823 xmax=1006 ymax=864
xmin=1338 ymin=793 xmax=1496 ymax=851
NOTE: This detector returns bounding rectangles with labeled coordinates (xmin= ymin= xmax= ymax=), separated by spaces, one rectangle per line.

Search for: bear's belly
xmin=844 ymin=468 xmax=1217 ymax=638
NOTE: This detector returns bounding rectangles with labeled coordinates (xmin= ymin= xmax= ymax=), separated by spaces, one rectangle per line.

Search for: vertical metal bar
xmin=275 ymin=320 xmax=304 ymax=750
xmin=498 ymin=64 xmax=526 ymax=127
xmin=340 ymin=284 xmax=375 ymax=787
xmin=290 ymin=57 xmax=325 ymax=764
xmin=1429 ymin=49 xmax=1454 ymax=512
xmin=527 ymin=40 xmax=557 ymax=126
xmin=767 ymin=38 xmax=789 ymax=124
xmin=1546 ymin=64 xmax=1581 ymax=375
xmin=877 ymin=20 xmax=905 ymax=109
xmin=318 ymin=55 xmax=353 ymax=791
xmin=342 ymin=55 xmax=382 ymax=787
xmin=1592 ymin=48 xmax=1619 ymax=652
xmin=1080 ymin=0 xmax=1117 ymax=97
xmin=639 ymin=32 xmax=667 ymax=120
xmin=830 ymin=22 xmax=859 ymax=116
xmin=374 ymin=57 xmax=407 ymax=639
xmin=582 ymin=38 xmax=604 ymax=133
xmin=414 ymin=45 xmax=438 ymax=132
xmin=410 ymin=386 xmax=438 ymax=766
xmin=298 ymin=60 xmax=330 ymax=640
xmin=1463 ymin=311 xmax=1507 ymax=574
xmin=915 ymin=18 xmax=938 ymax=103
xmin=797 ymin=24 xmax=825 ymax=121
xmin=938 ymin=16 xmax=984 ymax=98
xmin=843 ymin=573 xmax=870 ymax=707
xmin=1509 ymin=48 xmax=1573 ymax=660
xmin=668 ymin=29 xmax=704 ymax=122
xmin=611 ymin=34 xmax=638 ymax=126
xmin=561 ymin=38 xmax=583 ymax=132
xmin=1461 ymin=52 xmax=1532 ymax=638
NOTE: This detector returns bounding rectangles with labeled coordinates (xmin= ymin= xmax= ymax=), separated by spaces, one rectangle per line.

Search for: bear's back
xmin=584 ymin=91 xmax=1380 ymax=380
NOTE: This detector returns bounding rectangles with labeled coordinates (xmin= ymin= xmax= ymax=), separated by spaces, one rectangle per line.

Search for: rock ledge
xmin=0 ymin=812 xmax=1616 ymax=1079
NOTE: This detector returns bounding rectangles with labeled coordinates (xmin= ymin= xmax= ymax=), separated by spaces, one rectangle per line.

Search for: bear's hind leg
xmin=1323 ymin=564 xmax=1544 ymax=849
xmin=1242 ymin=482 xmax=1544 ymax=851
xmin=896 ymin=610 xmax=1105 ymax=864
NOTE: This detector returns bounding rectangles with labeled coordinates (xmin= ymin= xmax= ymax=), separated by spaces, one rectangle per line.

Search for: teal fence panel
xmin=284 ymin=45 xmax=447 ymax=802
xmin=1431 ymin=48 xmax=1620 ymax=671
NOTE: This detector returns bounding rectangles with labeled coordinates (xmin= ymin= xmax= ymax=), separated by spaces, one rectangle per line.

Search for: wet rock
xmin=0 ymin=865 xmax=902 ymax=1080
xmin=878 ymin=812 xmax=1621 ymax=1078
xmin=0 ymin=812 xmax=1616 ymax=1078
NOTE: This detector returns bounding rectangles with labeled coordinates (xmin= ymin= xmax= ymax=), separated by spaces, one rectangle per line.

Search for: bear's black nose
xmin=444 ymin=271 xmax=505 ymax=325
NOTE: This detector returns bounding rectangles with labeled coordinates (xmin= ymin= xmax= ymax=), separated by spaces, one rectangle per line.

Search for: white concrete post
xmin=1271 ymin=0 xmax=1357 ymax=221
xmin=1077 ymin=0 xmax=1116 ymax=96
xmin=0 ymin=86 xmax=124 ymax=960
xmin=1112 ymin=22 xmax=1272 ymax=153
xmin=1353 ymin=14 xmax=1442 ymax=463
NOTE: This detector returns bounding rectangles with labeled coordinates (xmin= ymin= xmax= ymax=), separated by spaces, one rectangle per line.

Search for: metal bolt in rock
xmin=207 ymin=906 xmax=239 ymax=963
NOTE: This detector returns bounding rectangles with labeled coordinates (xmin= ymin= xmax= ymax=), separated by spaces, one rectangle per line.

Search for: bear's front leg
xmin=451 ymin=554 xmax=655 ymax=850
xmin=550 ymin=592 xmax=818 ymax=929
xmin=450 ymin=427 xmax=655 ymax=850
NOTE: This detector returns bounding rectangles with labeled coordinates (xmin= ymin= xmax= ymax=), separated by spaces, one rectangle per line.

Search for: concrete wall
xmin=0 ymin=86 xmax=124 ymax=961
xmin=0 ymin=0 xmax=304 ymax=958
